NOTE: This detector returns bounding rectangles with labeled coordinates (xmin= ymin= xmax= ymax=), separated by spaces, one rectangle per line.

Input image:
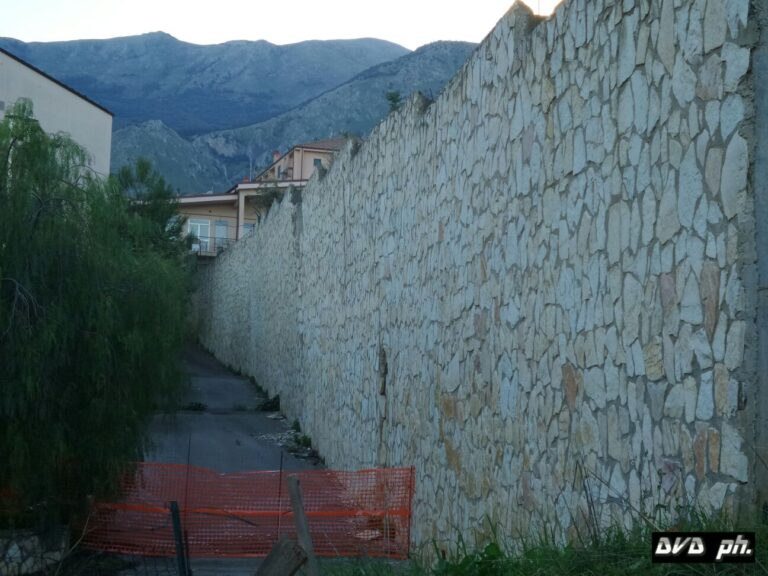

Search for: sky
xmin=0 ymin=1 xmax=563 ymax=50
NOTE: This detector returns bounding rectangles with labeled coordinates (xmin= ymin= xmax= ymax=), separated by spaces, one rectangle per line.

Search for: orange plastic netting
xmin=82 ymin=464 xmax=414 ymax=559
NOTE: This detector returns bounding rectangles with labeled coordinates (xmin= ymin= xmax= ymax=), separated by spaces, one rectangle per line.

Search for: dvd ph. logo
xmin=652 ymin=532 xmax=756 ymax=563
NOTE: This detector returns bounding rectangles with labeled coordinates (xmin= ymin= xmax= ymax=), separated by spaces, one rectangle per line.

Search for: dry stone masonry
xmin=196 ymin=0 xmax=766 ymax=549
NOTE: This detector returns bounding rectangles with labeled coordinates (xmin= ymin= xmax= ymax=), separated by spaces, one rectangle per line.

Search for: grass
xmin=324 ymin=512 xmax=768 ymax=576
xmin=322 ymin=558 xmax=416 ymax=576
xmin=296 ymin=433 xmax=313 ymax=448
xmin=290 ymin=419 xmax=313 ymax=448
xmin=429 ymin=524 xmax=768 ymax=575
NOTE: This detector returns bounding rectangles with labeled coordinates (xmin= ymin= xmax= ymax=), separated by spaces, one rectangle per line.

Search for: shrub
xmin=0 ymin=101 xmax=191 ymax=528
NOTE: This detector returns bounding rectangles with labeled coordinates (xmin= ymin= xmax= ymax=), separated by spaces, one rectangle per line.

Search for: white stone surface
xmin=696 ymin=370 xmax=715 ymax=420
xmin=721 ymin=133 xmax=748 ymax=219
xmin=720 ymin=422 xmax=748 ymax=482
xmin=704 ymin=0 xmax=727 ymax=53
xmin=193 ymin=0 xmax=756 ymax=549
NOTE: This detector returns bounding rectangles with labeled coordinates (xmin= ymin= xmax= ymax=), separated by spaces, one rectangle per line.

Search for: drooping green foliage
xmin=0 ymin=101 xmax=191 ymax=527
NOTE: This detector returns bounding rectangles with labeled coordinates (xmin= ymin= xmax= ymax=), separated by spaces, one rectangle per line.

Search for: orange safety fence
xmin=82 ymin=463 xmax=415 ymax=559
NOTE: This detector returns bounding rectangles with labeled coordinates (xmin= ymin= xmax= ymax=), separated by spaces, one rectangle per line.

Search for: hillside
xmin=111 ymin=120 xmax=228 ymax=193
xmin=0 ymin=33 xmax=409 ymax=135
xmin=111 ymin=41 xmax=476 ymax=192
xmin=194 ymin=41 xmax=477 ymax=182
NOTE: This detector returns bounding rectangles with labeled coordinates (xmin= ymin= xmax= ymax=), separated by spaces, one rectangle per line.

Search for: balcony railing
xmin=190 ymin=236 xmax=233 ymax=256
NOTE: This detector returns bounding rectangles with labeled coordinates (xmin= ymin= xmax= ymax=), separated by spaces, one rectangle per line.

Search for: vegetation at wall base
xmin=325 ymin=513 xmax=768 ymax=576
xmin=0 ymin=101 xmax=191 ymax=530
xmin=258 ymin=394 xmax=281 ymax=412
xmin=297 ymin=434 xmax=312 ymax=448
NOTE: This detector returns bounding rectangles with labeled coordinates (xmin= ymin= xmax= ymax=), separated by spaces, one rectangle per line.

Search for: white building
xmin=0 ymin=47 xmax=113 ymax=177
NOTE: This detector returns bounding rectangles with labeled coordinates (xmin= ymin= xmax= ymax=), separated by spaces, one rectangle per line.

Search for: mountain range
xmin=0 ymin=33 xmax=475 ymax=192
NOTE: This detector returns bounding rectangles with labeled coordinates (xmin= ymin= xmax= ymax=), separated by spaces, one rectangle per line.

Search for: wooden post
xmin=255 ymin=537 xmax=307 ymax=576
xmin=288 ymin=476 xmax=320 ymax=576
xmin=170 ymin=501 xmax=188 ymax=576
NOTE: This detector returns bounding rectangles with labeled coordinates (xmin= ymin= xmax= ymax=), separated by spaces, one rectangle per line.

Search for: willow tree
xmin=0 ymin=101 xmax=191 ymax=528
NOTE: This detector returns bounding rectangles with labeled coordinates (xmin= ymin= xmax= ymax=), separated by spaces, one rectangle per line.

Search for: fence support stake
xmin=170 ymin=500 xmax=189 ymax=576
xmin=256 ymin=536 xmax=307 ymax=576
xmin=288 ymin=477 xmax=319 ymax=576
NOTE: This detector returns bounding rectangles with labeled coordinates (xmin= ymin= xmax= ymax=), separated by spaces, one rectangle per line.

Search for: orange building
xmin=177 ymin=137 xmax=346 ymax=256
xmin=255 ymin=137 xmax=346 ymax=183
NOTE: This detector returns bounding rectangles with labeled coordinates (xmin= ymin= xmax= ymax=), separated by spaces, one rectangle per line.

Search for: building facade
xmin=0 ymin=47 xmax=113 ymax=177
xmin=256 ymin=137 xmax=346 ymax=184
xmin=178 ymin=137 xmax=346 ymax=256
xmin=176 ymin=192 xmax=259 ymax=257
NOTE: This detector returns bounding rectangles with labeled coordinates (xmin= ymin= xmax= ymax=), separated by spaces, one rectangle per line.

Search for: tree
xmin=386 ymin=90 xmax=402 ymax=113
xmin=116 ymin=157 xmax=189 ymax=256
xmin=0 ymin=101 xmax=191 ymax=528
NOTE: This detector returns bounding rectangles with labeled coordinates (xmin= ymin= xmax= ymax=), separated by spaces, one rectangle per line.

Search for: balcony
xmin=190 ymin=236 xmax=234 ymax=257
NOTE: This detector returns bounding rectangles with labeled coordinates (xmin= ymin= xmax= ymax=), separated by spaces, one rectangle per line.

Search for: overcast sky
xmin=1 ymin=1 xmax=563 ymax=50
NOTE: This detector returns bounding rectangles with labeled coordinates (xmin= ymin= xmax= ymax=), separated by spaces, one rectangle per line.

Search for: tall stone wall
xmin=196 ymin=0 xmax=762 ymax=548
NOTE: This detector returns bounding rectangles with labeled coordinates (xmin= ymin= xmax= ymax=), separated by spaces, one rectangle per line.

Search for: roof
xmin=297 ymin=137 xmax=347 ymax=151
xmin=0 ymin=46 xmax=114 ymax=116
xmin=177 ymin=192 xmax=237 ymax=202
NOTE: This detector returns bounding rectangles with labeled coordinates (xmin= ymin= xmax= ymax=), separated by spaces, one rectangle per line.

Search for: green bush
xmin=0 ymin=101 xmax=191 ymax=528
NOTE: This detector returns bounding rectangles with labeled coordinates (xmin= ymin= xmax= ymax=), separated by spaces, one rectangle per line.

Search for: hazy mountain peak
xmin=1 ymin=33 xmax=474 ymax=193
xmin=135 ymin=31 xmax=174 ymax=39
xmin=0 ymin=34 xmax=410 ymax=135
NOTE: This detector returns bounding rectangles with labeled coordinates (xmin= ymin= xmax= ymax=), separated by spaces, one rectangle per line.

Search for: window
xmin=313 ymin=158 xmax=323 ymax=168
xmin=242 ymin=223 xmax=255 ymax=237
xmin=188 ymin=218 xmax=210 ymax=252
xmin=214 ymin=221 xmax=229 ymax=253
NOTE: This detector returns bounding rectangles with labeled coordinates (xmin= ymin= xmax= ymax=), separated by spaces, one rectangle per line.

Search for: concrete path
xmin=120 ymin=345 xmax=319 ymax=576
xmin=147 ymin=347 xmax=317 ymax=474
